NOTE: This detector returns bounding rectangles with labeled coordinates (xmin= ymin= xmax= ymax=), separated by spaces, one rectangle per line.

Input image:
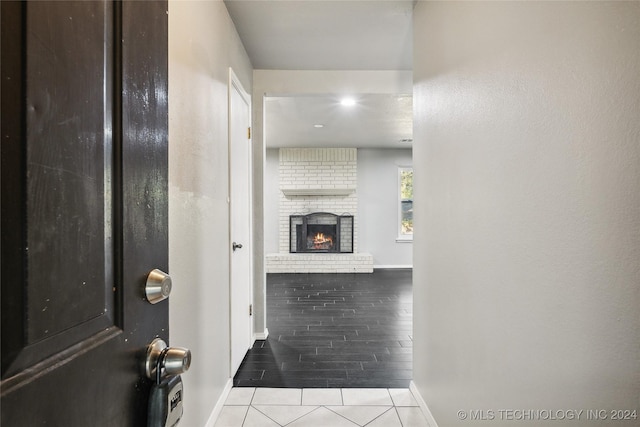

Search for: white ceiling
xmin=224 ymin=0 xmax=414 ymax=148
xmin=265 ymin=94 xmax=413 ymax=148
xmin=224 ymin=0 xmax=413 ymax=70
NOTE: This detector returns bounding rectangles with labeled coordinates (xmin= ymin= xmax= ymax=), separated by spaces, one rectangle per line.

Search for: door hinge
xmin=247 ymin=127 xmax=251 ymax=140
xmin=249 ymin=304 xmax=253 ymax=316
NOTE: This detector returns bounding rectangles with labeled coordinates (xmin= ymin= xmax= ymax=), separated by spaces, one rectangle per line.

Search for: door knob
xmin=232 ymin=242 xmax=243 ymax=251
xmin=144 ymin=338 xmax=191 ymax=380
xmin=145 ymin=269 xmax=172 ymax=304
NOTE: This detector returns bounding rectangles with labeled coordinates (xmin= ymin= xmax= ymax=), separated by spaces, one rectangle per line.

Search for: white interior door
xmin=229 ymin=69 xmax=253 ymax=375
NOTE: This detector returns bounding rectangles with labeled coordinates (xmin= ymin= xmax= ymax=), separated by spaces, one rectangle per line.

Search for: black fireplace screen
xmin=290 ymin=212 xmax=354 ymax=253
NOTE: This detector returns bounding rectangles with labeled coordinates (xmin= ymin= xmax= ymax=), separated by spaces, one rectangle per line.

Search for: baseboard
xmin=373 ymin=265 xmax=413 ymax=269
xmin=410 ymin=381 xmax=439 ymax=427
xmin=204 ymin=378 xmax=233 ymax=427
xmin=253 ymin=327 xmax=269 ymax=341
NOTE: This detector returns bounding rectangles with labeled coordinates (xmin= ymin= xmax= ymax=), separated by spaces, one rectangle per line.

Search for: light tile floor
xmin=215 ymin=387 xmax=432 ymax=427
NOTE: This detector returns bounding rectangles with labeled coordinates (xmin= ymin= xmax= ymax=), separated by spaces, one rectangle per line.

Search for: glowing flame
xmin=313 ymin=232 xmax=333 ymax=249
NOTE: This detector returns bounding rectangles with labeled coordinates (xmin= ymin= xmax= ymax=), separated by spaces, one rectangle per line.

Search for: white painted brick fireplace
xmin=266 ymin=148 xmax=374 ymax=273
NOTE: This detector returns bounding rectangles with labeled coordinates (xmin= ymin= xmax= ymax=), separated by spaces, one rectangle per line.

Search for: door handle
xmin=232 ymin=242 xmax=243 ymax=251
xmin=144 ymin=338 xmax=191 ymax=380
xmin=145 ymin=338 xmax=190 ymax=427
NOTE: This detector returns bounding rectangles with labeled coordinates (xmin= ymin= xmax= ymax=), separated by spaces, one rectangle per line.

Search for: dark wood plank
xmin=233 ymin=269 xmax=413 ymax=388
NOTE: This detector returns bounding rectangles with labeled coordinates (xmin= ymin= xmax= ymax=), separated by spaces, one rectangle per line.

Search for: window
xmin=399 ymin=167 xmax=413 ymax=240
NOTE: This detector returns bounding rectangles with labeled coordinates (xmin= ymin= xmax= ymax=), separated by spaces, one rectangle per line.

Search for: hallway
xmin=234 ymin=270 xmax=413 ymax=388
xmin=172 ymin=2 xmax=640 ymax=425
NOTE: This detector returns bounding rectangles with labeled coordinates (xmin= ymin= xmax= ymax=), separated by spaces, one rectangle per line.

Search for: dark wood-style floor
xmin=233 ymin=269 xmax=413 ymax=388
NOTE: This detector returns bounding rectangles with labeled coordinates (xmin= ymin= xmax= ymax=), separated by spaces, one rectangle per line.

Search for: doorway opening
xmin=235 ymin=92 xmax=414 ymax=388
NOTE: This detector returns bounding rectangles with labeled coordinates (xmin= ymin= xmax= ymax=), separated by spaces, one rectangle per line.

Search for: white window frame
xmin=397 ymin=166 xmax=413 ymax=242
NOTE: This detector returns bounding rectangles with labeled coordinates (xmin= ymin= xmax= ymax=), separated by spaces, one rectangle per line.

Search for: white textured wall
xmin=168 ymin=1 xmax=252 ymax=425
xmin=358 ymin=148 xmax=412 ymax=267
xmin=412 ymin=2 xmax=640 ymax=426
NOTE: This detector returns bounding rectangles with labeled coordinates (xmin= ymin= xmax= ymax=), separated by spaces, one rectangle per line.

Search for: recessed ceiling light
xmin=314 ymin=124 xmax=324 ymax=128
xmin=340 ymin=97 xmax=356 ymax=107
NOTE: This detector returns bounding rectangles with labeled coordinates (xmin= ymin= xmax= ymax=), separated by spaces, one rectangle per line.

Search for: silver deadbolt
xmin=144 ymin=338 xmax=191 ymax=380
xmin=146 ymin=269 xmax=172 ymax=304
xmin=232 ymin=242 xmax=243 ymax=251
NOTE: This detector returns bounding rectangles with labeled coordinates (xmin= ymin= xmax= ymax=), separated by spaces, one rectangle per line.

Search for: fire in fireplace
xmin=290 ymin=212 xmax=353 ymax=253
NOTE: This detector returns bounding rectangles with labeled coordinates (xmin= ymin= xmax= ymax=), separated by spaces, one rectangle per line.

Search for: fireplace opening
xmin=290 ymin=212 xmax=353 ymax=253
xmin=305 ymin=225 xmax=336 ymax=251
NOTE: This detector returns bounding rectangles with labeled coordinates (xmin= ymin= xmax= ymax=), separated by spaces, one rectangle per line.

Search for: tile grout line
xmin=365 ymin=407 xmax=396 ymax=427
xmin=393 ymin=406 xmax=404 ymax=427
xmin=240 ymin=405 xmax=250 ymax=427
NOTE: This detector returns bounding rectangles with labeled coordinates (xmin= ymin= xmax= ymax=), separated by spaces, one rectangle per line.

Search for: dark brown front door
xmin=1 ymin=1 xmax=169 ymax=425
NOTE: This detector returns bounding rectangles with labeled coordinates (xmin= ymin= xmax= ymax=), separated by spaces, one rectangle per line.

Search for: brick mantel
xmin=281 ymin=188 xmax=354 ymax=196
